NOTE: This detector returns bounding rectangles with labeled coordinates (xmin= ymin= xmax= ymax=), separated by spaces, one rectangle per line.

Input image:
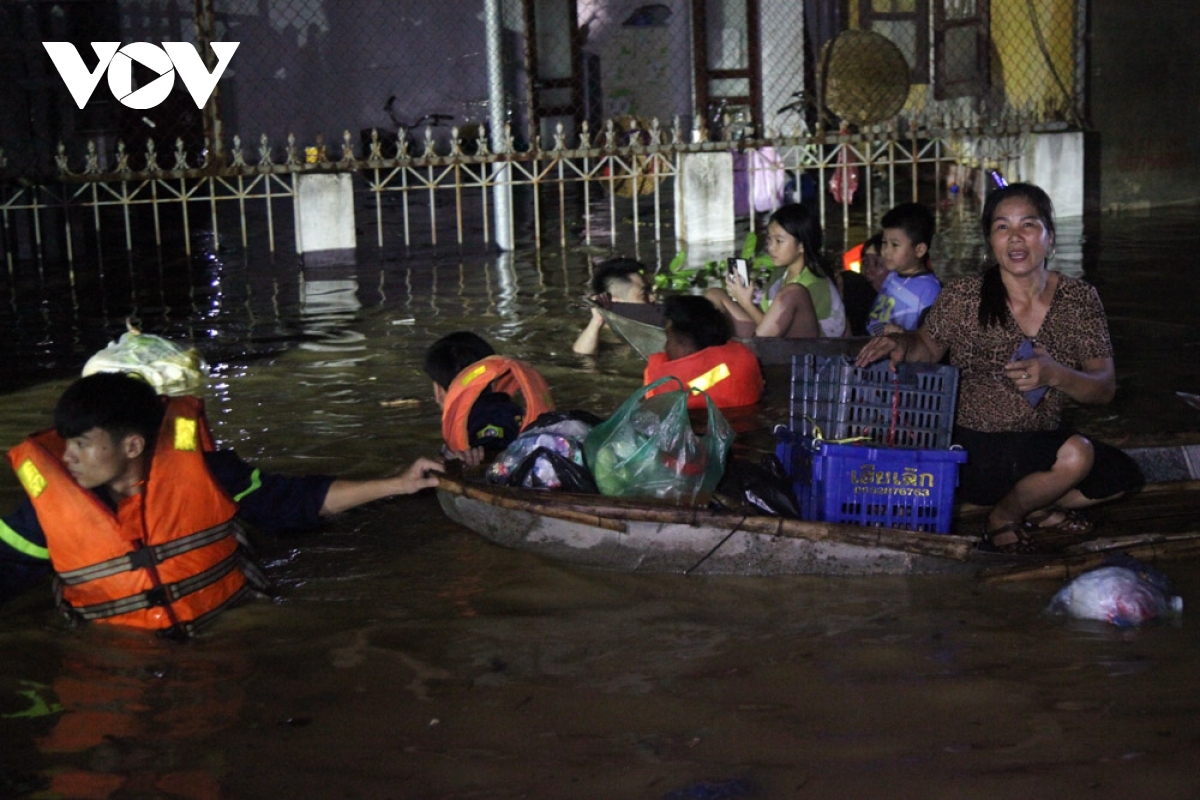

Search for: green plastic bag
xmin=82 ymin=324 xmax=208 ymax=395
xmin=584 ymin=377 xmax=734 ymax=505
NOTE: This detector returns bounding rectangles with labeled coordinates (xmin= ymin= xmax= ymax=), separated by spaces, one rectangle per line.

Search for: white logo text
xmin=42 ymin=42 xmax=239 ymax=110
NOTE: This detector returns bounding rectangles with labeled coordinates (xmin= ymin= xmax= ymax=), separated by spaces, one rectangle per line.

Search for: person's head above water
xmin=591 ymin=257 xmax=652 ymax=303
xmin=663 ymin=294 xmax=731 ymax=361
xmin=423 ymin=331 xmax=496 ymax=391
xmin=52 ymin=372 xmax=164 ymax=492
xmin=55 ymin=371 xmax=163 ymax=444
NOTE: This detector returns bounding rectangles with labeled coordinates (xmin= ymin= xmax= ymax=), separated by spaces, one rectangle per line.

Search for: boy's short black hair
xmin=881 ymin=202 xmax=936 ymax=249
xmin=591 ymin=257 xmax=647 ymax=296
xmin=54 ymin=372 xmax=164 ymax=442
xmin=663 ymin=294 xmax=731 ymax=353
xmin=423 ymin=331 xmax=496 ymax=389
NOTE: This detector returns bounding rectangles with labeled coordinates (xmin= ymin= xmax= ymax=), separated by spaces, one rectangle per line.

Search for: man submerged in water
xmin=0 ymin=371 xmax=442 ymax=637
xmin=572 ymin=257 xmax=663 ymax=355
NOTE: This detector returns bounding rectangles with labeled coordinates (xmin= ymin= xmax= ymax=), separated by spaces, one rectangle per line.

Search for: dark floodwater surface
xmin=1 ymin=204 xmax=1199 ymax=799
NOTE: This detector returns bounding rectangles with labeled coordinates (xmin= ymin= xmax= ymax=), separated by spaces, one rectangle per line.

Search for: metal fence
xmin=0 ymin=0 xmax=1078 ymax=265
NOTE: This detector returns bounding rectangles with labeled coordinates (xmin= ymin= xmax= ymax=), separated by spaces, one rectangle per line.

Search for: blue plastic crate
xmin=776 ymin=432 xmax=967 ymax=534
xmin=788 ymin=355 xmax=959 ymax=450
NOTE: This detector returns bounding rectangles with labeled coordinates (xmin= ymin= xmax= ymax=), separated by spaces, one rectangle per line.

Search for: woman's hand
xmin=854 ymin=328 xmax=943 ymax=369
xmin=1003 ymin=347 xmax=1115 ymax=404
xmin=855 ymin=333 xmax=906 ymax=368
xmin=1004 ymin=344 xmax=1049 ymax=390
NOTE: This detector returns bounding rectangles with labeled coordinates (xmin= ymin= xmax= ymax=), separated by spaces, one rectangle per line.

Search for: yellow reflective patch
xmin=15 ymin=459 xmax=47 ymax=498
xmin=174 ymin=417 xmax=198 ymax=451
xmin=689 ymin=363 xmax=731 ymax=392
xmin=459 ymin=364 xmax=489 ymax=387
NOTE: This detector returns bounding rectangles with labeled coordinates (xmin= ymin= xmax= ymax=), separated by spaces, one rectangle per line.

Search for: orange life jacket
xmin=643 ymin=342 xmax=764 ymax=409
xmin=7 ymin=396 xmax=264 ymax=637
xmin=441 ymin=356 xmax=555 ymax=452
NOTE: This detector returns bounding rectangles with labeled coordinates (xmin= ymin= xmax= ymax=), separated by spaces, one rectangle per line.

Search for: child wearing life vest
xmin=423 ymin=332 xmax=555 ymax=463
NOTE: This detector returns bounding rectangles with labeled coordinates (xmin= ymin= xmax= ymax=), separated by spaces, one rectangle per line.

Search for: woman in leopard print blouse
xmin=855 ymin=183 xmax=1142 ymax=554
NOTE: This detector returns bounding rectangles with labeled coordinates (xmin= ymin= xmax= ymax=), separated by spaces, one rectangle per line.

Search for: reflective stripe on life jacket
xmin=643 ymin=342 xmax=764 ymax=409
xmin=7 ymin=396 xmax=262 ymax=636
xmin=441 ymin=356 xmax=555 ymax=452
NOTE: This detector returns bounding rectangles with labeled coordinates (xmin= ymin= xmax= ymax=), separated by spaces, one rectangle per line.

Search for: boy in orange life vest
xmin=423 ymin=331 xmax=555 ymax=463
xmin=643 ymin=295 xmax=764 ymax=409
xmin=0 ymin=372 xmax=442 ymax=635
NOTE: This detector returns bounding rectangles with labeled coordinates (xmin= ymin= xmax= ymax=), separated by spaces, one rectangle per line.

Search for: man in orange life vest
xmin=643 ymin=294 xmax=764 ymax=409
xmin=0 ymin=372 xmax=442 ymax=637
xmin=424 ymin=331 xmax=555 ymax=465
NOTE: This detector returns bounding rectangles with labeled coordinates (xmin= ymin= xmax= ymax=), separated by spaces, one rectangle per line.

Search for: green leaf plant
xmin=655 ymin=231 xmax=776 ymax=293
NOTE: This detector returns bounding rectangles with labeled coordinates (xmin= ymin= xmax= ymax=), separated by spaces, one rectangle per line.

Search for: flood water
xmin=1 ymin=200 xmax=1199 ymax=799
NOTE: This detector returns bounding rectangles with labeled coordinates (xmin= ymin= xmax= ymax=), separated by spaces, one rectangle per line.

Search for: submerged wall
xmin=1090 ymin=2 xmax=1200 ymax=210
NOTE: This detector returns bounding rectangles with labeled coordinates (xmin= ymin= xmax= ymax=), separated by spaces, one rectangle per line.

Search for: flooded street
xmin=1 ymin=200 xmax=1199 ymax=798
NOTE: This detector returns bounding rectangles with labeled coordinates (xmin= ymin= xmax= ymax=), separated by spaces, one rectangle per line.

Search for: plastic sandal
xmin=985 ymin=521 xmax=1045 ymax=555
xmin=1026 ymin=506 xmax=1095 ymax=538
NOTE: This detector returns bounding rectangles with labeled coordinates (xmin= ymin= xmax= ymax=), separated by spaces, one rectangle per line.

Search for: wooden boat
xmin=595 ymin=304 xmax=869 ymax=364
xmin=436 ymin=443 xmax=1200 ymax=580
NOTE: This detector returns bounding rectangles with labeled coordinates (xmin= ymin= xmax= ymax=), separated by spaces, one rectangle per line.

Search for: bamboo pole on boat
xmin=528 ymin=499 xmax=974 ymax=559
xmin=438 ymin=477 xmax=627 ymax=532
xmin=980 ymin=534 xmax=1200 ymax=583
xmin=437 ymin=477 xmax=975 ymax=560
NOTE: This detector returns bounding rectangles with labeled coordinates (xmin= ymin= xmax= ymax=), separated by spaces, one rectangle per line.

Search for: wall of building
xmin=991 ymin=0 xmax=1076 ymax=116
xmin=1090 ymin=2 xmax=1200 ymax=209
xmin=222 ymin=2 xmax=490 ymax=151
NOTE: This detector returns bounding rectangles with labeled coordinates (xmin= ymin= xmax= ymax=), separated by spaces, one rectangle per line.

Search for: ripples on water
xmin=1 ymin=201 xmax=1199 ymax=797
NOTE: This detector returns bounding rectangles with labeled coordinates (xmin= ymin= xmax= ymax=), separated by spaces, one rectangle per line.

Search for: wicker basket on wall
xmin=819 ymin=30 xmax=912 ymax=127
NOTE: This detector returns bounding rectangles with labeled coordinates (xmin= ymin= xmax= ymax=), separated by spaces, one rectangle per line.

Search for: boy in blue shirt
xmin=866 ymin=202 xmax=942 ymax=335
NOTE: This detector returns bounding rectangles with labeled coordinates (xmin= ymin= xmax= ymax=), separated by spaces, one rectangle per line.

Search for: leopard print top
xmin=924 ymin=272 xmax=1112 ymax=432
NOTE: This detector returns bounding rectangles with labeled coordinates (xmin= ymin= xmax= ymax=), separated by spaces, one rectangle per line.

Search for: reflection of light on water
xmin=493 ymin=252 xmax=517 ymax=319
xmin=1050 ymin=217 xmax=1086 ymax=278
xmin=298 ymin=274 xmax=367 ymax=366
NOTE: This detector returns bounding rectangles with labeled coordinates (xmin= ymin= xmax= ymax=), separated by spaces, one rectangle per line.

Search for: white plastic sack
xmin=82 ymin=325 xmax=208 ymax=395
xmin=1047 ymin=564 xmax=1183 ymax=627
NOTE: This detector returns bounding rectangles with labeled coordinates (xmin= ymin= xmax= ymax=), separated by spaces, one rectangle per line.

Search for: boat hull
xmin=437 ymin=484 xmax=999 ymax=576
xmin=437 ymin=449 xmax=1200 ymax=579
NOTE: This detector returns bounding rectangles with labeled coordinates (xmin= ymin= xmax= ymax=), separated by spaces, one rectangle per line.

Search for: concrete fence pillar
xmin=294 ymin=173 xmax=356 ymax=265
xmin=1023 ymin=132 xmax=1089 ymax=218
xmin=675 ymin=152 xmax=735 ymax=259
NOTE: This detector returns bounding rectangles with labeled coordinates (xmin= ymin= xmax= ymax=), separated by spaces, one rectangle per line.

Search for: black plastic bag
xmin=716 ymin=453 xmax=802 ymax=518
xmin=507 ymin=446 xmax=599 ymax=493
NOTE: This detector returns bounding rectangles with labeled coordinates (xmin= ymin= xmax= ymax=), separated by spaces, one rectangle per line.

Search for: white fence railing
xmin=0 ymin=117 xmax=1034 ymax=268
